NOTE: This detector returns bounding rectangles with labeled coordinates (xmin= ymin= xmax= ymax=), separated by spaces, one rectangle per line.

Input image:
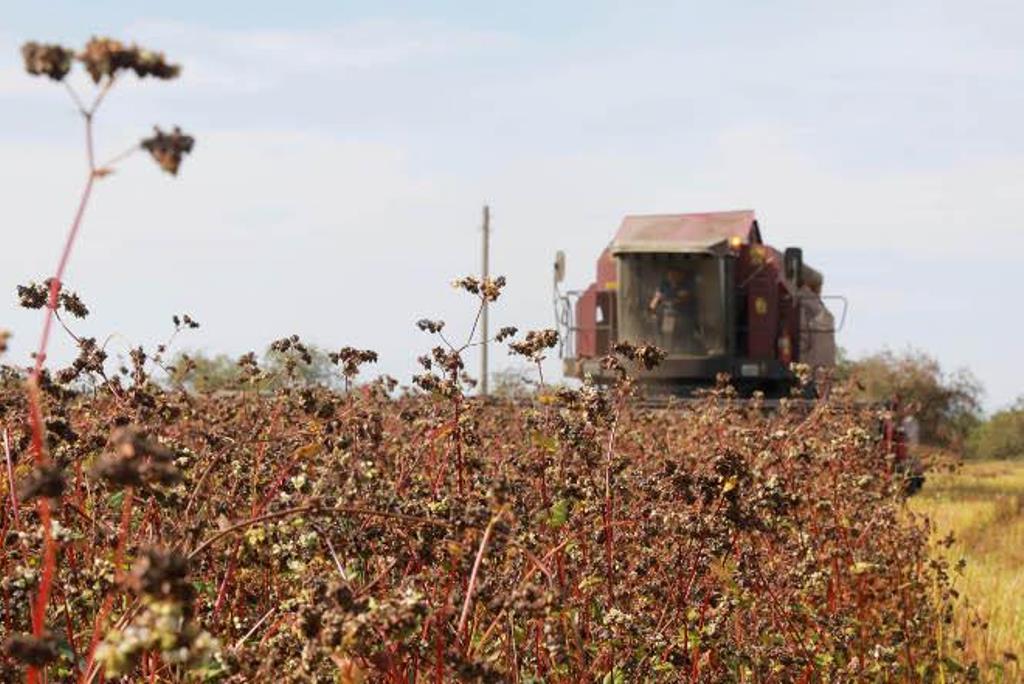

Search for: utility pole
xmin=480 ymin=204 xmax=490 ymax=396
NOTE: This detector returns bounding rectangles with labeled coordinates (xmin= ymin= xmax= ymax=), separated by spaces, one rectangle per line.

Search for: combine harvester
xmin=553 ymin=209 xmax=921 ymax=489
xmin=554 ymin=210 xmax=844 ymax=399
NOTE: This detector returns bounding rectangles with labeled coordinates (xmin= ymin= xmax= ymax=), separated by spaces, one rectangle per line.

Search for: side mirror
xmin=554 ymin=250 xmax=566 ymax=284
xmin=783 ymin=247 xmax=803 ymax=287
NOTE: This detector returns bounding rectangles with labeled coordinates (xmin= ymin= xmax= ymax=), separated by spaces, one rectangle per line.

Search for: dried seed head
xmin=495 ymin=326 xmax=518 ymax=342
xmin=17 ymin=464 xmax=66 ymax=502
xmin=58 ymin=289 xmax=89 ymax=318
xmin=480 ymin=275 xmax=507 ymax=302
xmin=16 ymin=279 xmax=88 ymax=318
xmin=126 ymin=547 xmax=193 ymax=603
xmin=599 ymin=354 xmax=627 ymax=381
xmin=173 ymin=313 xmax=200 ymax=329
xmin=451 ymin=276 xmax=481 ymax=295
xmin=3 ymin=632 xmax=60 ymax=666
xmin=21 ymin=42 xmax=73 ymax=81
xmin=56 ymin=336 xmax=108 ymax=385
xmin=78 ymin=37 xmax=180 ymax=83
xmin=141 ymin=126 xmax=195 ymax=175
xmin=17 ymin=281 xmax=50 ymax=310
xmin=329 ymin=347 xmax=379 ymax=379
xmin=78 ymin=37 xmax=134 ymax=83
xmin=416 ymin=319 xmax=445 ymax=334
xmin=610 ymin=341 xmax=667 ymax=371
xmin=508 ymin=329 xmax=559 ymax=362
xmin=131 ymin=48 xmax=181 ymax=79
xmin=93 ymin=426 xmax=181 ymax=487
xmin=92 ymin=454 xmax=144 ymax=487
xmin=451 ymin=275 xmax=506 ymax=301
xmin=112 ymin=426 xmax=176 ymax=462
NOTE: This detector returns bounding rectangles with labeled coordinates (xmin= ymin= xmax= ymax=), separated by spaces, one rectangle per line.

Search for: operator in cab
xmin=648 ymin=266 xmax=701 ymax=353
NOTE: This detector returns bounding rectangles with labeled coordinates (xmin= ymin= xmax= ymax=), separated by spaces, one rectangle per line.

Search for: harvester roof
xmin=610 ymin=209 xmax=761 ymax=255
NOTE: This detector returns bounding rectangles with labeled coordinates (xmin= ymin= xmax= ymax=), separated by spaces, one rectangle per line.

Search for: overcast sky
xmin=1 ymin=1 xmax=1021 ymax=410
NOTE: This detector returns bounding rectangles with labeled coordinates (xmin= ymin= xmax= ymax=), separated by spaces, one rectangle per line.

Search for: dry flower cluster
xmin=21 ymin=37 xmax=193 ymax=180
xmin=0 ymin=278 xmax=979 ymax=682
xmin=141 ymin=127 xmax=196 ymax=176
xmin=22 ymin=37 xmax=179 ymax=84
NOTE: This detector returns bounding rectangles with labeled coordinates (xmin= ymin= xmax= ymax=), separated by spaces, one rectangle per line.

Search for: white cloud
xmin=120 ymin=19 xmax=515 ymax=94
xmin=671 ymin=124 xmax=1024 ymax=257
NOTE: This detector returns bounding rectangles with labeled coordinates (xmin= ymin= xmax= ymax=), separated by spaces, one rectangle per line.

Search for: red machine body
xmin=556 ymin=210 xmax=838 ymax=397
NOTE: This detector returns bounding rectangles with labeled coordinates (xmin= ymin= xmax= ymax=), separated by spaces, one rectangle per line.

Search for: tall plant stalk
xmin=14 ymin=37 xmax=191 ymax=684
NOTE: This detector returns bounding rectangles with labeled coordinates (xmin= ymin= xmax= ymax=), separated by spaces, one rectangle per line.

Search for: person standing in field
xmin=648 ymin=266 xmax=701 ymax=353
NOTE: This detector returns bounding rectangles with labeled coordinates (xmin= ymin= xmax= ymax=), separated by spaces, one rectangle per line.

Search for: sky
xmin=1 ymin=0 xmax=1021 ymax=410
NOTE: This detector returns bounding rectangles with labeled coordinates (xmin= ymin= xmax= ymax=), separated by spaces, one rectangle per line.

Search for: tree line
xmin=838 ymin=348 xmax=1022 ymax=460
xmin=134 ymin=344 xmax=1024 ymax=461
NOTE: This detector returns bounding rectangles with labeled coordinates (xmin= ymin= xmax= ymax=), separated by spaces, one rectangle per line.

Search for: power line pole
xmin=480 ymin=204 xmax=490 ymax=396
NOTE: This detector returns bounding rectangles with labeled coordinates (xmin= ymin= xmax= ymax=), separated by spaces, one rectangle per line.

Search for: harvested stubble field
xmin=0 ymin=311 xmax=985 ymax=681
xmin=910 ymin=459 xmax=1024 ymax=681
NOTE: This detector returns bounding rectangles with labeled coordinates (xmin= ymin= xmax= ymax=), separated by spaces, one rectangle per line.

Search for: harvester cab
xmin=554 ymin=210 xmax=846 ymax=398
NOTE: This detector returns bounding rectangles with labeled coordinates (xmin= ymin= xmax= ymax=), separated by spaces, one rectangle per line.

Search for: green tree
xmin=839 ymin=348 xmax=982 ymax=447
xmin=168 ymin=344 xmax=342 ymax=393
xmin=968 ymin=398 xmax=1024 ymax=460
xmin=489 ymin=366 xmax=534 ymax=400
xmin=262 ymin=345 xmax=339 ymax=389
xmin=166 ymin=352 xmax=245 ymax=393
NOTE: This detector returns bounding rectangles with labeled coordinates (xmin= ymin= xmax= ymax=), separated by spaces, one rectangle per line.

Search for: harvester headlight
xmin=729 ymin=236 xmax=743 ymax=250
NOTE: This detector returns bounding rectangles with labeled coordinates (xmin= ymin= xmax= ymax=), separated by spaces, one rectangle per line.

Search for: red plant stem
xmin=81 ymin=488 xmax=134 ymax=684
xmin=212 ymin=547 xmax=240 ymax=620
xmin=469 ymin=537 xmax=570 ymax=657
xmin=602 ymin=400 xmax=625 ymax=606
xmin=60 ymin=588 xmax=82 ymax=679
xmin=433 ymin=622 xmax=445 ymax=684
xmin=3 ymin=428 xmax=17 ymax=518
xmin=211 ymin=403 xmax=288 ymax=623
xmin=453 ymin=394 xmax=464 ymax=495
xmin=30 ymin=145 xmax=96 ymax=391
xmin=30 ymin=500 xmax=56 ymax=632
xmin=747 ymin=544 xmax=819 ymax=666
xmin=534 ymin=621 xmax=544 ymax=678
xmin=456 ymin=512 xmax=500 ymax=642
xmin=26 ymin=112 xmax=99 ymax=684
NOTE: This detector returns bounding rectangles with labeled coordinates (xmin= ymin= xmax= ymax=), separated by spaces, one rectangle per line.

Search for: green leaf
xmin=709 ymin=557 xmax=738 ymax=592
xmin=601 ymin=667 xmax=625 ymax=684
xmin=850 ymin=561 xmax=876 ymax=575
xmin=942 ymin=656 xmax=966 ymax=674
xmin=531 ymin=430 xmax=558 ymax=453
xmin=548 ymin=499 xmax=570 ymax=528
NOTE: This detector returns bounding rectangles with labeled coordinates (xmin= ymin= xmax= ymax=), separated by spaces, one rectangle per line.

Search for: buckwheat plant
xmin=4 ymin=36 xmax=194 ymax=683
